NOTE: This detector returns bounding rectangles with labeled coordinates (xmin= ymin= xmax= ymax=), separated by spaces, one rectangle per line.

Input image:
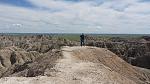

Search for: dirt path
xmin=52 ymin=46 xmax=136 ymax=84
xmin=0 ymin=46 xmax=136 ymax=84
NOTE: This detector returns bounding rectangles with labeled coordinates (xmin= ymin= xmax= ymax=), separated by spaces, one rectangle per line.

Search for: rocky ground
xmin=0 ymin=35 xmax=150 ymax=69
xmin=0 ymin=35 xmax=77 ymax=77
xmin=86 ymin=36 xmax=150 ymax=69
xmin=0 ymin=46 xmax=150 ymax=84
xmin=0 ymin=35 xmax=150 ymax=84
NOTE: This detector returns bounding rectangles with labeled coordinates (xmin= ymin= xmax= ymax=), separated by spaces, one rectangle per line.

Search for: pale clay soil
xmin=0 ymin=46 xmax=142 ymax=84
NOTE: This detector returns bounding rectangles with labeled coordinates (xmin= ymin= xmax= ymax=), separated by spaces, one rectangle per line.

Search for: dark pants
xmin=80 ymin=39 xmax=85 ymax=46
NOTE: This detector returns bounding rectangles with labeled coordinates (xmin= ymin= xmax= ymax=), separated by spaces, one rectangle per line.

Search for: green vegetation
xmin=53 ymin=34 xmax=149 ymax=41
xmin=54 ymin=34 xmax=80 ymax=41
xmin=1 ymin=33 xmax=150 ymax=41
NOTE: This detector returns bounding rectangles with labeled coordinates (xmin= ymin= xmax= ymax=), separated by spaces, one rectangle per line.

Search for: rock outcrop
xmin=86 ymin=35 xmax=150 ymax=69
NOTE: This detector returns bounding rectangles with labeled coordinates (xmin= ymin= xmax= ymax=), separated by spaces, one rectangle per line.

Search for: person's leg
xmin=83 ymin=40 xmax=85 ymax=46
xmin=80 ymin=40 xmax=82 ymax=46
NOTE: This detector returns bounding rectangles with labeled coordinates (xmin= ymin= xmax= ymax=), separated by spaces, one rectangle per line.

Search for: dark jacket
xmin=80 ymin=34 xmax=84 ymax=41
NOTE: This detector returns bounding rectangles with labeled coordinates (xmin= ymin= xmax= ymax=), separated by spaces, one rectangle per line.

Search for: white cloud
xmin=0 ymin=0 xmax=150 ymax=33
xmin=12 ymin=23 xmax=22 ymax=26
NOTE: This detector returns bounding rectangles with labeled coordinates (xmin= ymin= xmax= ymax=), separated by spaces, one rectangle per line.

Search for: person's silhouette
xmin=80 ymin=33 xmax=85 ymax=46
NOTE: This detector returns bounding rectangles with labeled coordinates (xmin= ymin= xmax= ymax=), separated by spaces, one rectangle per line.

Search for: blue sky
xmin=0 ymin=0 xmax=34 ymax=8
xmin=0 ymin=0 xmax=150 ymax=34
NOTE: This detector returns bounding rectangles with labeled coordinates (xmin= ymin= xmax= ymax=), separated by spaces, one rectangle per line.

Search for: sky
xmin=0 ymin=0 xmax=150 ymax=34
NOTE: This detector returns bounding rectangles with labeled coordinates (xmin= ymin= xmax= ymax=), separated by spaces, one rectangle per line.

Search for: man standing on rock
xmin=80 ymin=33 xmax=85 ymax=46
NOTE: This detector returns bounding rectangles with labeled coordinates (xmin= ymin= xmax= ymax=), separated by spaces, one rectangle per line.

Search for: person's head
xmin=82 ymin=33 xmax=84 ymax=35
